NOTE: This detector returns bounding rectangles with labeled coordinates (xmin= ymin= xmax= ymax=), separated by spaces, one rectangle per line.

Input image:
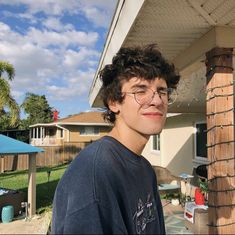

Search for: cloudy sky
xmin=0 ymin=0 xmax=117 ymax=118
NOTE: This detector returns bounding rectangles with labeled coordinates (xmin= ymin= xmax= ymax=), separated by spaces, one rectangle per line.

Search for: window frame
xmin=79 ymin=126 xmax=100 ymax=136
xmin=151 ymin=134 xmax=161 ymax=153
xmin=194 ymin=122 xmax=208 ymax=162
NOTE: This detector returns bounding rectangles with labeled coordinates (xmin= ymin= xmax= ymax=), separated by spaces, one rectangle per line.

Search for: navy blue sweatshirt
xmin=52 ymin=136 xmax=165 ymax=234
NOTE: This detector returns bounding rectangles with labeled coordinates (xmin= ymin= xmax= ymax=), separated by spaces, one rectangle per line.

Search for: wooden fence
xmin=0 ymin=142 xmax=87 ymax=172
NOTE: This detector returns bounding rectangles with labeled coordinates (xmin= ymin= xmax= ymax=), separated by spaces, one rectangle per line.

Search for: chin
xmin=143 ymin=127 xmax=163 ymax=136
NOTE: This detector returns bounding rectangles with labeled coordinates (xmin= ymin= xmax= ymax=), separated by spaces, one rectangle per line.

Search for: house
xmin=88 ymin=0 xmax=235 ymax=233
xmin=29 ymin=111 xmax=112 ymax=166
xmin=29 ymin=111 xmax=112 ymax=147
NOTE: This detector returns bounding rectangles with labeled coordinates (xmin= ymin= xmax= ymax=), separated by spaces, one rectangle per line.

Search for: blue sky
xmin=0 ymin=0 xmax=117 ymax=118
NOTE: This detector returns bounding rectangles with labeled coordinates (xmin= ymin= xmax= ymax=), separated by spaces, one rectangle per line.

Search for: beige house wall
xmin=162 ymin=113 xmax=206 ymax=176
xmin=64 ymin=125 xmax=111 ymax=143
xmin=142 ymin=139 xmax=161 ymax=166
xmin=30 ymin=125 xmax=111 ymax=146
xmin=143 ymin=113 xmax=206 ymax=177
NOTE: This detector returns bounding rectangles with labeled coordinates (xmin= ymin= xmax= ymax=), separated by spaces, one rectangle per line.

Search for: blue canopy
xmin=0 ymin=134 xmax=44 ymax=155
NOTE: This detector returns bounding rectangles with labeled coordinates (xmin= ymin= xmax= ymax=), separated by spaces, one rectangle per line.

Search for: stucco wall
xmin=143 ymin=113 xmax=206 ymax=177
xmin=163 ymin=113 xmax=206 ymax=176
xmin=142 ymin=138 xmax=161 ymax=166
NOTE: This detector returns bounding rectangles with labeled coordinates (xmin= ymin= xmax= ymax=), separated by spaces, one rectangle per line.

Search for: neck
xmin=108 ymin=125 xmax=149 ymax=156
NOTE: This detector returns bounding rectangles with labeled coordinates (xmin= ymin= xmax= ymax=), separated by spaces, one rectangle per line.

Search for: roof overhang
xmin=29 ymin=122 xmax=111 ymax=128
xmin=89 ymin=0 xmax=235 ymax=113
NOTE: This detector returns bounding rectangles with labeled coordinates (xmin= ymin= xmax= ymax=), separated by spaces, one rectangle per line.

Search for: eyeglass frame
xmin=122 ymin=87 xmax=177 ymax=107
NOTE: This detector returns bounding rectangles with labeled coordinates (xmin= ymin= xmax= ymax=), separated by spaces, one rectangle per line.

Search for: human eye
xmin=157 ymin=87 xmax=168 ymax=96
xmin=135 ymin=89 xmax=146 ymax=94
xmin=131 ymin=85 xmax=147 ymax=93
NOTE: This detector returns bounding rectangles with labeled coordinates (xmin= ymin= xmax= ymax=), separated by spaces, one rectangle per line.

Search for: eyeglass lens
xmin=135 ymin=88 xmax=177 ymax=106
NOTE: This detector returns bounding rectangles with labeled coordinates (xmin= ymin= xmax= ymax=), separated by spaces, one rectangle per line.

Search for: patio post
xmin=1 ymin=156 xmax=4 ymax=173
xmin=205 ymin=47 xmax=235 ymax=234
xmin=28 ymin=153 xmax=36 ymax=218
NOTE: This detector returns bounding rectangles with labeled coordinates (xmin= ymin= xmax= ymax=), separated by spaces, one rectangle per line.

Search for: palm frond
xmin=0 ymin=61 xmax=15 ymax=80
xmin=0 ymin=78 xmax=11 ymax=109
xmin=6 ymin=96 xmax=20 ymax=126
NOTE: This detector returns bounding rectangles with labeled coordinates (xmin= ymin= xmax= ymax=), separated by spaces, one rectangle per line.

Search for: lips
xmin=142 ymin=112 xmax=163 ymax=117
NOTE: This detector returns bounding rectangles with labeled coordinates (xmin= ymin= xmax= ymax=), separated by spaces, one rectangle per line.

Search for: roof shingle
xmin=58 ymin=111 xmax=106 ymax=124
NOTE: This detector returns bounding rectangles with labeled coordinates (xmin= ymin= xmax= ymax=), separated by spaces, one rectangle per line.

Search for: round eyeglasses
xmin=123 ymin=87 xmax=177 ymax=108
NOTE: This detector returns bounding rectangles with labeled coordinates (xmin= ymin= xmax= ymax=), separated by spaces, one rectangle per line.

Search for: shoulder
xmin=56 ymin=137 xmax=115 ymax=188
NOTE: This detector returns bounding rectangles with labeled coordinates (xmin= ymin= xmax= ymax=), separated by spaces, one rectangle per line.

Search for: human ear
xmin=108 ymin=100 xmax=120 ymax=114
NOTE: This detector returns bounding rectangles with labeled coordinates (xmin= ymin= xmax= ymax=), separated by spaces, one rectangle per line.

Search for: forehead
xmin=122 ymin=77 xmax=167 ymax=89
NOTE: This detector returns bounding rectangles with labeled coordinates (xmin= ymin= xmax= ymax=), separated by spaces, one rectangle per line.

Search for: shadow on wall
xmin=163 ymin=113 xmax=206 ymax=176
xmin=152 ymin=166 xmax=180 ymax=185
xmin=166 ymin=136 xmax=194 ymax=176
xmin=55 ymin=145 xmax=82 ymax=154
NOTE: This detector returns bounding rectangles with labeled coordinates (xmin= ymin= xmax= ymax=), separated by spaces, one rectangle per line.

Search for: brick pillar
xmin=205 ymin=47 xmax=235 ymax=234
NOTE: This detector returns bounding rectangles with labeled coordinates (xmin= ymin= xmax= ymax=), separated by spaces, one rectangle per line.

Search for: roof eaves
xmin=29 ymin=122 xmax=112 ymax=127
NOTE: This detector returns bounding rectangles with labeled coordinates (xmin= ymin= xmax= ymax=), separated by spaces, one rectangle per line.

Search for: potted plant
xmin=195 ymin=179 xmax=208 ymax=205
xmin=199 ymin=179 xmax=208 ymax=203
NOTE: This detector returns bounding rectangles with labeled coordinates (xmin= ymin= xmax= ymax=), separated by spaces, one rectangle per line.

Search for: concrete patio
xmin=0 ymin=212 xmax=51 ymax=234
xmin=162 ymin=199 xmax=193 ymax=234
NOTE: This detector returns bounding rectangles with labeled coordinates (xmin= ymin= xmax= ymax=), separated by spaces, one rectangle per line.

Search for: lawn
xmin=0 ymin=163 xmax=68 ymax=214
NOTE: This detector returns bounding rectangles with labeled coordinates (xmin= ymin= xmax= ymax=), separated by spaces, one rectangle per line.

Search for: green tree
xmin=21 ymin=93 xmax=53 ymax=126
xmin=0 ymin=61 xmax=20 ymax=129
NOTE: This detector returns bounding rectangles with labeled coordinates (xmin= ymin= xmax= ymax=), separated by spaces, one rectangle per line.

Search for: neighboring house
xmin=29 ymin=111 xmax=112 ymax=147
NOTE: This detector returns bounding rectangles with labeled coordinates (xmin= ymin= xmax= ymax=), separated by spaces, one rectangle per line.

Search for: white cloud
xmin=63 ymin=47 xmax=99 ymax=68
xmin=0 ymin=24 xmax=100 ymax=103
xmin=46 ymin=69 xmax=95 ymax=101
xmin=0 ymin=0 xmax=117 ymax=28
xmin=26 ymin=28 xmax=98 ymax=48
xmin=0 ymin=0 xmax=117 ymax=117
xmin=43 ymin=17 xmax=74 ymax=32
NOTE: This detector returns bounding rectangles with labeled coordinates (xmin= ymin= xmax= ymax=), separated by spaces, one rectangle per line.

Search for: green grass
xmin=0 ymin=163 xmax=68 ymax=214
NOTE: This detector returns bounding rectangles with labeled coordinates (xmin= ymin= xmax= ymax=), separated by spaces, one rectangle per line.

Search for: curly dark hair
xmin=99 ymin=44 xmax=180 ymax=123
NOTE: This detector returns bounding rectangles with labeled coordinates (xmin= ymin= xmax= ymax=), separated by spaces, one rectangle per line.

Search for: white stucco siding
xmin=161 ymin=120 xmax=194 ymax=175
xmin=142 ymin=138 xmax=161 ymax=166
xmin=142 ymin=113 xmax=206 ymax=176
xmin=162 ymin=113 xmax=206 ymax=176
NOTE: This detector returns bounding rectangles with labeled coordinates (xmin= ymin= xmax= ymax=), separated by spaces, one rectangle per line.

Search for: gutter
xmin=29 ymin=122 xmax=111 ymax=128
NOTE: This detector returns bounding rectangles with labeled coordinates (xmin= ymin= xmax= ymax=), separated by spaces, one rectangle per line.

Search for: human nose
xmin=150 ymin=91 xmax=164 ymax=105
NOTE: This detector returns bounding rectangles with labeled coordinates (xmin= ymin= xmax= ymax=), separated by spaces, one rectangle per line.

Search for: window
xmin=152 ymin=134 xmax=160 ymax=151
xmin=80 ymin=126 xmax=99 ymax=136
xmin=195 ymin=123 xmax=207 ymax=159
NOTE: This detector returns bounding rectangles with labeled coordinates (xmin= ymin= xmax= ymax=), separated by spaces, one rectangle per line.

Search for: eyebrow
xmin=130 ymin=84 xmax=148 ymax=89
xmin=130 ymin=84 xmax=168 ymax=90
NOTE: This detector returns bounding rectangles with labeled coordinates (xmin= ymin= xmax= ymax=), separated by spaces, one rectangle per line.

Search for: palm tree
xmin=0 ymin=61 xmax=20 ymax=127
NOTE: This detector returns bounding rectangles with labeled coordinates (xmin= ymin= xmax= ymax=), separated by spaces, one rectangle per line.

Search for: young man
xmin=51 ymin=44 xmax=180 ymax=234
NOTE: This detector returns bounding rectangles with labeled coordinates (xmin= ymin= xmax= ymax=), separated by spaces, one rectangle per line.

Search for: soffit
xmin=90 ymin=0 xmax=235 ymax=113
xmin=123 ymin=0 xmax=235 ymax=62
